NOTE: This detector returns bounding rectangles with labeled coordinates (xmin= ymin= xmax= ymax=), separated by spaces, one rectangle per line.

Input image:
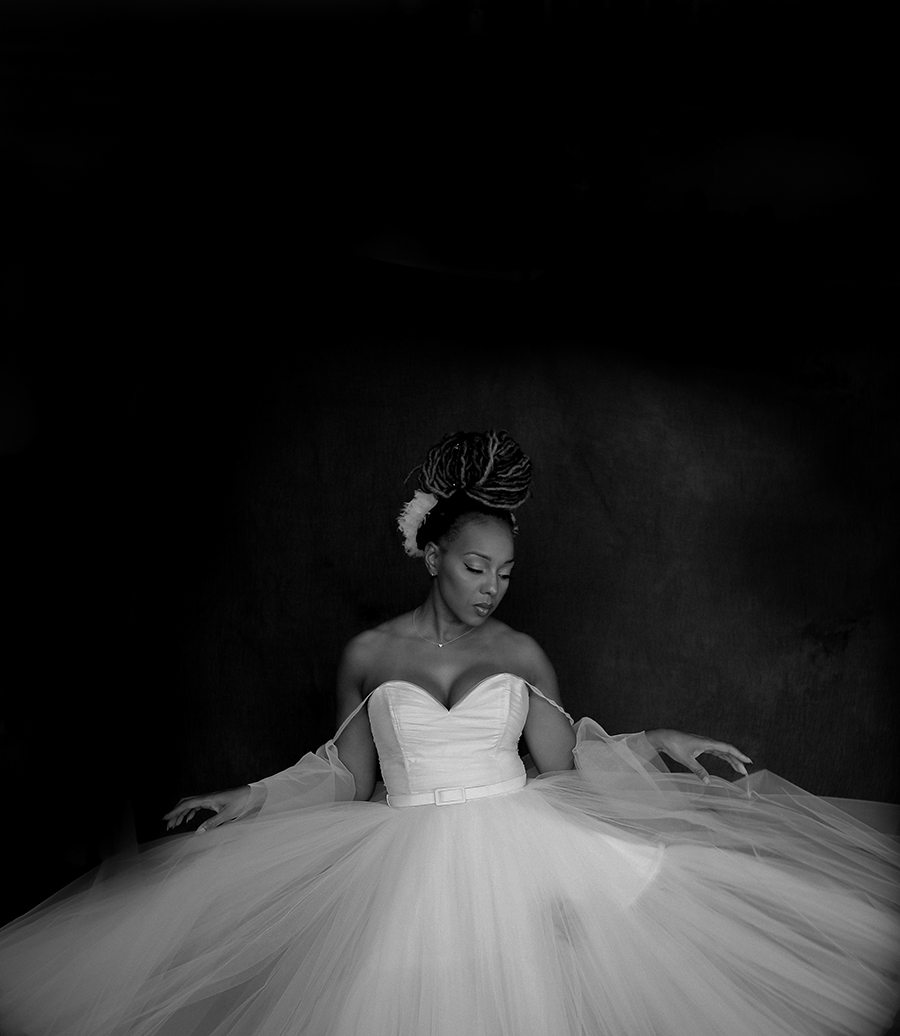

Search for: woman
xmin=1 ymin=430 xmax=898 ymax=1036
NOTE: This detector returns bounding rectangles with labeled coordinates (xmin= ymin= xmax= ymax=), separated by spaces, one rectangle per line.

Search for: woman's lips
xmin=474 ymin=603 xmax=492 ymax=617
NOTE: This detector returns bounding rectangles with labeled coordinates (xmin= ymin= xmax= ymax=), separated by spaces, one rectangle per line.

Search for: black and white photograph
xmin=1 ymin=0 xmax=898 ymax=1032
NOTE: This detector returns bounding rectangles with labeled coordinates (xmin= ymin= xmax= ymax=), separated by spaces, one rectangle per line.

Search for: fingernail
xmin=197 ymin=827 xmax=206 ymax=834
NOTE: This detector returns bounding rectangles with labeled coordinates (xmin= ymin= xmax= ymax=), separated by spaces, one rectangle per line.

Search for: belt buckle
xmin=433 ymin=787 xmax=467 ymax=805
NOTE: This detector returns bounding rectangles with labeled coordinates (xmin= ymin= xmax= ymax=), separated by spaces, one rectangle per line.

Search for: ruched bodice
xmin=368 ymin=673 xmax=528 ymax=797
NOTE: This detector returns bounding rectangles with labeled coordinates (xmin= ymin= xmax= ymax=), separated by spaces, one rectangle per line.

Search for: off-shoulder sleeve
xmin=572 ymin=717 xmax=670 ymax=784
xmin=524 ymin=681 xmax=669 ymax=785
xmin=236 ymin=742 xmax=356 ymax=821
xmin=523 ymin=680 xmax=576 ymax=724
xmin=237 ymin=692 xmax=374 ymax=822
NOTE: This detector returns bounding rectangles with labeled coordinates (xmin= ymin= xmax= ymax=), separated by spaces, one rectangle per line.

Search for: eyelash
xmin=465 ymin=566 xmax=512 ymax=580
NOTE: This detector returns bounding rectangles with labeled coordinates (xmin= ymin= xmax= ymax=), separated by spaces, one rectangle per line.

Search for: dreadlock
xmin=410 ymin=430 xmax=532 ymax=551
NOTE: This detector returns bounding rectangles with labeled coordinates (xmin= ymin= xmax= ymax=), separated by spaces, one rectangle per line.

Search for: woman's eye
xmin=464 ymin=565 xmax=512 ymax=580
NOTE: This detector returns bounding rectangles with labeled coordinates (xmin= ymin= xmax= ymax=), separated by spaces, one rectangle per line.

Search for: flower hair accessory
xmin=398 ymin=490 xmax=438 ymax=558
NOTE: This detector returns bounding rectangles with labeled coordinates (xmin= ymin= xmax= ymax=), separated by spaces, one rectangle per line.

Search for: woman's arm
xmin=163 ymin=638 xmax=379 ymax=830
xmin=521 ymin=638 xmax=577 ymax=773
xmin=334 ymin=635 xmax=379 ymax=801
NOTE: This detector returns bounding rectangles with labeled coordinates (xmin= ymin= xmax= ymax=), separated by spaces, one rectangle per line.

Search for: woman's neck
xmin=415 ymin=596 xmax=473 ymax=646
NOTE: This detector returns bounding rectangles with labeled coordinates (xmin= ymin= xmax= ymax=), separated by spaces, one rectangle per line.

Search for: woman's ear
xmin=423 ymin=542 xmax=441 ymax=577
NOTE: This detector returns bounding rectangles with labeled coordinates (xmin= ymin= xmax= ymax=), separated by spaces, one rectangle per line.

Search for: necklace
xmin=413 ymin=607 xmax=475 ymax=648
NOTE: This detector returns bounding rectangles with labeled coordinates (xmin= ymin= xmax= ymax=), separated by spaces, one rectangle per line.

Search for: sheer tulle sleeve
xmin=532 ymin=714 xmax=899 ymax=903
xmin=238 ymin=692 xmax=376 ymax=822
xmin=525 ymin=682 xmax=663 ymax=768
xmin=524 ymin=681 xmax=669 ymax=784
xmin=573 ymin=718 xmax=670 ymax=781
xmin=238 ymin=741 xmax=358 ymax=821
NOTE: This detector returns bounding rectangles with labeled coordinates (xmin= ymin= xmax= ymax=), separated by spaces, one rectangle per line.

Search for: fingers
xmin=164 ymin=790 xmax=248 ymax=833
xmin=164 ymin=806 xmax=192 ymax=831
xmin=163 ymin=796 xmax=202 ymax=820
xmin=693 ymin=740 xmax=752 ymax=778
xmin=708 ymin=744 xmax=752 ymax=776
xmin=707 ymin=741 xmax=753 ymax=764
xmin=680 ymin=742 xmax=749 ymax=785
xmin=197 ymin=808 xmax=237 ymax=835
xmin=705 ymin=751 xmax=749 ymax=776
xmin=165 ymin=810 xmax=193 ymax=831
xmin=164 ymin=797 xmax=217 ymax=831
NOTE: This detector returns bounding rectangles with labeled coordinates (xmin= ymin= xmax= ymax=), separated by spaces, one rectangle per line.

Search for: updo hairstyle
xmin=412 ymin=430 xmax=532 ymax=552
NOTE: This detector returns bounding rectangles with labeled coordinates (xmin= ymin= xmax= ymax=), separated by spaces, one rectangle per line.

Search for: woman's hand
xmin=163 ymin=786 xmax=251 ymax=834
xmin=646 ymin=729 xmax=752 ymax=785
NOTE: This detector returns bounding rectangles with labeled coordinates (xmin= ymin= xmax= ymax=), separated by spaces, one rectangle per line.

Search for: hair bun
xmin=416 ymin=430 xmax=532 ymax=511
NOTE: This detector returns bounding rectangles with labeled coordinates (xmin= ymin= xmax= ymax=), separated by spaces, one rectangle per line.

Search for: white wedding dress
xmin=1 ymin=673 xmax=898 ymax=1036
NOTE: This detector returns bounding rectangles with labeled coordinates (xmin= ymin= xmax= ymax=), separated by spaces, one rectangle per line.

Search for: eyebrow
xmin=464 ymin=552 xmax=515 ymax=565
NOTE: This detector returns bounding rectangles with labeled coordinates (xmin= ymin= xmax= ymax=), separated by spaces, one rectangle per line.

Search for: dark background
xmin=1 ymin=0 xmax=897 ymax=923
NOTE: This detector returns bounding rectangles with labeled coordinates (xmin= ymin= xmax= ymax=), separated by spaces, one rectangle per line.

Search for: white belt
xmin=386 ymin=774 xmax=527 ymax=808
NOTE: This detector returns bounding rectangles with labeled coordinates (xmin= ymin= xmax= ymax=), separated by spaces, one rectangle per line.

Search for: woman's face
xmin=429 ymin=518 xmax=515 ymax=626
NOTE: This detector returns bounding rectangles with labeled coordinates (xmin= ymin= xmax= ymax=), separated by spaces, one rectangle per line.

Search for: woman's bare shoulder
xmin=488 ymin=620 xmax=544 ymax=654
xmin=338 ymin=614 xmax=413 ymax=676
xmin=487 ymin=622 xmax=553 ymax=676
xmin=496 ymin=630 xmax=563 ymax=707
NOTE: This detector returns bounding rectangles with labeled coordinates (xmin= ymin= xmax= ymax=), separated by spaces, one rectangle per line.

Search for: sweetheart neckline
xmin=372 ymin=672 xmax=522 ymax=713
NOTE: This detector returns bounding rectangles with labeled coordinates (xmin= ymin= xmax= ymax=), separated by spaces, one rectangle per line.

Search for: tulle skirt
xmin=1 ymin=726 xmax=899 ymax=1036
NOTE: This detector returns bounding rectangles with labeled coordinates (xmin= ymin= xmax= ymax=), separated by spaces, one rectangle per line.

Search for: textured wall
xmin=3 ymin=264 xmax=897 ymax=925
xmin=157 ymin=277 xmax=898 ymax=822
